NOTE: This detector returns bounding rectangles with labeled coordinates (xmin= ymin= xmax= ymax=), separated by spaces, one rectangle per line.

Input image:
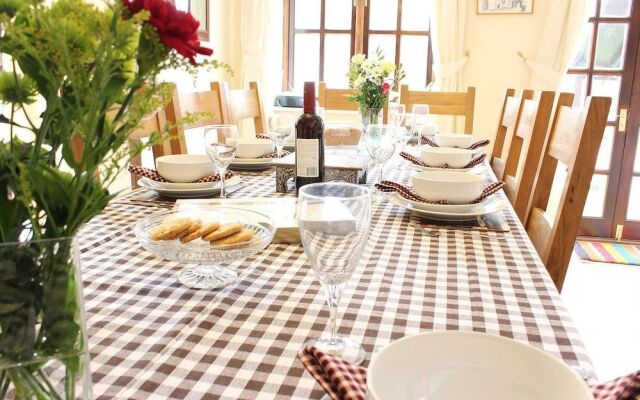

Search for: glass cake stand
xmin=135 ymin=207 xmax=276 ymax=289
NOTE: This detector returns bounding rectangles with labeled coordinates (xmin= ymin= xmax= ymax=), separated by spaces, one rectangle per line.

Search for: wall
xmin=462 ymin=0 xmax=552 ymax=145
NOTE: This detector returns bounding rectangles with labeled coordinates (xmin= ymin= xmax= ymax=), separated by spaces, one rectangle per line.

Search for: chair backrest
xmin=393 ymin=85 xmax=476 ymax=133
xmin=525 ymin=96 xmax=610 ymax=290
xmin=214 ymin=81 xmax=267 ymax=135
xmin=129 ymin=108 xmax=172 ymax=189
xmin=502 ymin=91 xmax=570 ymax=221
xmin=491 ymin=88 xmax=521 ymax=179
xmin=318 ymin=82 xmax=358 ymax=111
xmin=164 ymin=85 xmax=226 ymax=155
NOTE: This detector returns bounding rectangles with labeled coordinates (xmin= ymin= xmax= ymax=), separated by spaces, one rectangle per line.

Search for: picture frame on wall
xmin=173 ymin=0 xmax=210 ymax=41
xmin=477 ymin=0 xmax=533 ymax=14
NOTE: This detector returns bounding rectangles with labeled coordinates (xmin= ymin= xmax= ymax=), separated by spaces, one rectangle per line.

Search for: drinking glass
xmin=365 ymin=124 xmax=398 ymax=186
xmin=412 ymin=103 xmax=430 ymax=115
xmin=268 ymin=114 xmax=293 ymax=158
xmin=392 ymin=113 xmax=416 ymax=146
xmin=204 ymin=125 xmax=238 ymax=198
xmin=388 ymin=103 xmax=406 ymax=126
xmin=298 ymin=182 xmax=371 ymax=364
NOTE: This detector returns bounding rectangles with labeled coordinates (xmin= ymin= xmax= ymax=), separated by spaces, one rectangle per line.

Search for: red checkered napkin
xmin=592 ymin=370 xmax=640 ymax=400
xmin=400 ymin=151 xmax=486 ymax=169
xmin=255 ymin=133 xmax=271 ymax=140
xmin=298 ymin=346 xmax=367 ymax=400
xmin=128 ymin=164 xmax=234 ymax=183
xmin=421 ymin=136 xmax=491 ymax=150
xmin=259 ymin=150 xmax=292 ymax=159
xmin=300 ymin=347 xmax=640 ymax=400
xmin=375 ymin=180 xmax=504 ymax=205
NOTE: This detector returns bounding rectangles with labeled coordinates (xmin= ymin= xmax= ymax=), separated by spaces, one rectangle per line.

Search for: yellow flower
xmin=351 ymin=53 xmax=366 ymax=65
xmin=382 ymin=61 xmax=395 ymax=74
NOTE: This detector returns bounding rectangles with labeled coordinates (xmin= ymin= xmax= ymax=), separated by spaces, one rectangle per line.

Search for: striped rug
xmin=574 ymin=240 xmax=640 ymax=266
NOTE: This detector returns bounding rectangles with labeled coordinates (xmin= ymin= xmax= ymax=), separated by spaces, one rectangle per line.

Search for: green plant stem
xmin=0 ymin=371 xmax=10 ymax=398
xmin=64 ymin=369 xmax=76 ymax=400
xmin=37 ymin=369 xmax=64 ymax=400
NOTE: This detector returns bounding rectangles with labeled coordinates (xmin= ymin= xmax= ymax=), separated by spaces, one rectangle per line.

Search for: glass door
xmin=562 ymin=0 xmax=640 ymax=240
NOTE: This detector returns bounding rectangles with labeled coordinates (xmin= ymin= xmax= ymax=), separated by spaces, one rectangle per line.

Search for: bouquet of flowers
xmin=346 ymin=50 xmax=405 ymax=111
xmin=0 ymin=0 xmax=227 ymax=398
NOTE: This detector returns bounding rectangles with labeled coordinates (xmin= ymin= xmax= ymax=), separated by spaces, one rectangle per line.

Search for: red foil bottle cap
xmin=303 ymin=82 xmax=316 ymax=113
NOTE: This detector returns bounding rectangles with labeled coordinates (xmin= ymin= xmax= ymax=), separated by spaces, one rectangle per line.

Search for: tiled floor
xmin=562 ymin=252 xmax=640 ymax=382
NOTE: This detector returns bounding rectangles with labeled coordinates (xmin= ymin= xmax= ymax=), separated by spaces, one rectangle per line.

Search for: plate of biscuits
xmin=135 ymin=207 xmax=276 ymax=289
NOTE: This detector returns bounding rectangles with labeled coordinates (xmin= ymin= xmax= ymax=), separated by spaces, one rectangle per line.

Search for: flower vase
xmin=358 ymin=107 xmax=382 ymax=135
xmin=0 ymin=238 xmax=92 ymax=400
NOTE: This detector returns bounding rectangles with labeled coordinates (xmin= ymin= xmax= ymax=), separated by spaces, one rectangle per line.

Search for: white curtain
xmin=527 ymin=0 xmax=589 ymax=90
xmin=430 ymin=0 xmax=468 ymax=132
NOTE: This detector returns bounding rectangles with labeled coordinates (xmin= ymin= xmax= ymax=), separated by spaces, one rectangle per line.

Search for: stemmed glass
xmin=298 ymin=182 xmax=371 ymax=364
xmin=268 ymin=114 xmax=293 ymax=159
xmin=388 ymin=103 xmax=406 ymax=126
xmin=365 ymin=124 xmax=398 ymax=190
xmin=204 ymin=125 xmax=238 ymax=198
xmin=412 ymin=104 xmax=438 ymax=139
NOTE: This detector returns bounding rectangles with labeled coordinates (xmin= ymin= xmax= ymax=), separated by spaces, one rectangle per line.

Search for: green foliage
xmin=0 ymin=72 xmax=36 ymax=104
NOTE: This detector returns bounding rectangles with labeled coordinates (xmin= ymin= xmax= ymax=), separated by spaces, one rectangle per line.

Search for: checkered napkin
xmin=400 ymin=151 xmax=486 ymax=169
xmin=256 ymin=133 xmax=271 ymax=140
xmin=421 ymin=136 xmax=491 ymax=150
xmin=300 ymin=347 xmax=640 ymax=400
xmin=298 ymin=346 xmax=367 ymax=400
xmin=375 ymin=180 xmax=504 ymax=205
xmin=258 ymin=150 xmax=292 ymax=159
xmin=127 ymin=164 xmax=234 ymax=183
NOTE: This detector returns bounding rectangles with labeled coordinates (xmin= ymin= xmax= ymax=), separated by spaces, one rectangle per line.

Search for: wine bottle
xmin=295 ymin=81 xmax=325 ymax=194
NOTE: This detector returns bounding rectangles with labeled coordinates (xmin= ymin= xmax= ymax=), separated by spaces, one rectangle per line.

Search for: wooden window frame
xmin=173 ymin=0 xmax=210 ymax=42
xmin=283 ymin=0 xmax=433 ymax=90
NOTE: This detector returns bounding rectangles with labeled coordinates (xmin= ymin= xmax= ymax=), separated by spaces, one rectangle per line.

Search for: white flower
xmin=351 ymin=54 xmax=366 ymax=65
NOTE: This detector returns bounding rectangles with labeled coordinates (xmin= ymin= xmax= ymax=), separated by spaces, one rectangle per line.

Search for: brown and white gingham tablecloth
xmin=77 ymin=166 xmax=593 ymax=399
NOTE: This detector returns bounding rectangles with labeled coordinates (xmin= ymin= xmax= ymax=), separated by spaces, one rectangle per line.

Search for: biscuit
xmin=203 ymin=223 xmax=243 ymax=241
xmin=211 ymin=228 xmax=254 ymax=246
xmin=180 ymin=221 xmax=221 ymax=243
xmin=150 ymin=218 xmax=192 ymax=240
xmin=172 ymin=219 xmax=202 ymax=240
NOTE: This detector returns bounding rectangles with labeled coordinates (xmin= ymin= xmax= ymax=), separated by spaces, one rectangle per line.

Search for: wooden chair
xmin=388 ymin=85 xmax=476 ymax=134
xmin=129 ymin=108 xmax=172 ymax=188
xmin=214 ymin=81 xmax=267 ymax=135
xmin=524 ymin=96 xmax=610 ymax=291
xmin=164 ymin=85 xmax=227 ymax=154
xmin=501 ymin=91 xmax=571 ymax=221
xmin=318 ymin=82 xmax=357 ymax=111
xmin=491 ymin=89 xmax=521 ymax=179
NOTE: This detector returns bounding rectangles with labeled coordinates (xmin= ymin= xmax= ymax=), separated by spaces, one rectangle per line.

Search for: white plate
xmin=138 ymin=176 xmax=242 ymax=198
xmin=367 ymin=331 xmax=593 ymax=400
xmin=230 ymin=158 xmax=273 ymax=170
xmin=388 ymin=193 xmax=505 ymax=221
xmin=403 ymin=158 xmax=482 ymax=173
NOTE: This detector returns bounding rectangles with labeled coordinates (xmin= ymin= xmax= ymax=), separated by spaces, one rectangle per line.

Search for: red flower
xmin=123 ymin=0 xmax=213 ymax=65
xmin=381 ymin=82 xmax=391 ymax=93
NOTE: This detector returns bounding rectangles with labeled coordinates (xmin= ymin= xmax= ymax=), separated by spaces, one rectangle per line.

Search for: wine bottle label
xmin=296 ymin=139 xmax=320 ymax=177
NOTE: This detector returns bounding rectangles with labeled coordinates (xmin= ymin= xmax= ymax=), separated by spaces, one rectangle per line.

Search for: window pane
xmin=324 ymin=34 xmax=351 ymax=88
xmin=560 ymin=74 xmax=588 ymax=107
xmin=627 ymin=177 xmax=640 ymax=220
xmin=583 ymin=174 xmax=608 ymax=218
xmin=591 ymin=75 xmax=621 ymax=121
xmin=293 ymin=34 xmax=320 ymax=91
xmin=594 ymin=23 xmax=628 ymax=70
xmin=368 ymin=34 xmax=396 ymax=61
xmin=600 ymin=0 xmax=632 ymax=17
xmin=570 ymin=23 xmax=593 ymax=69
xmin=369 ymin=0 xmax=398 ymax=31
xmin=635 ymin=137 xmax=640 ymax=173
xmin=325 ymin=0 xmax=352 ymax=30
xmin=400 ymin=35 xmax=428 ymax=88
xmin=295 ymin=0 xmax=320 ymax=29
xmin=595 ymin=126 xmax=615 ymax=171
xmin=174 ymin=0 xmax=188 ymax=11
xmin=401 ymin=0 xmax=430 ymax=31
xmin=587 ymin=0 xmax=597 ymax=17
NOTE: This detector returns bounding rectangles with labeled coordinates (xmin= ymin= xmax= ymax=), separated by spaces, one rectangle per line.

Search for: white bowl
xmin=434 ymin=133 xmax=474 ymax=148
xmin=367 ymin=331 xmax=593 ymax=400
xmin=412 ymin=171 xmax=484 ymax=204
xmin=420 ymin=147 xmax=474 ymax=168
xmin=236 ymin=138 xmax=274 ymax=159
xmin=155 ymin=154 xmax=215 ymax=183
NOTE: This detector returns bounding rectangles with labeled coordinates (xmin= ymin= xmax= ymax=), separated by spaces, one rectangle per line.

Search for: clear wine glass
xmin=412 ymin=103 xmax=430 ymax=115
xmin=204 ymin=125 xmax=238 ymax=198
xmin=298 ymin=182 xmax=371 ymax=365
xmin=365 ymin=124 xmax=397 ymax=187
xmin=392 ymin=113 xmax=415 ymax=146
xmin=268 ymin=114 xmax=293 ymax=158
xmin=387 ymin=103 xmax=406 ymax=126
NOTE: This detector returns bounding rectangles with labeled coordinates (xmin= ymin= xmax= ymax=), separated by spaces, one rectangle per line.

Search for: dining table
xmin=77 ymin=163 xmax=594 ymax=399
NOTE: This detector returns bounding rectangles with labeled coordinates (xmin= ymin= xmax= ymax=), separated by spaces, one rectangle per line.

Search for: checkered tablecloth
xmin=77 ymin=166 xmax=593 ymax=399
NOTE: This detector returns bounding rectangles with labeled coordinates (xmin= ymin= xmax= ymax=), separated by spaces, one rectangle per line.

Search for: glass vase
xmin=0 ymin=238 xmax=92 ymax=400
xmin=358 ymin=107 xmax=382 ymax=135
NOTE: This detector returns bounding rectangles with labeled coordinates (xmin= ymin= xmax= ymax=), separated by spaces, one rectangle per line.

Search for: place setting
xmin=233 ymin=115 xmax=294 ymax=170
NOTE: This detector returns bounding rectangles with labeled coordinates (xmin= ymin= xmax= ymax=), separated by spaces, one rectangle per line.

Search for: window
xmin=174 ymin=0 xmax=209 ymax=41
xmin=285 ymin=0 xmax=433 ymax=91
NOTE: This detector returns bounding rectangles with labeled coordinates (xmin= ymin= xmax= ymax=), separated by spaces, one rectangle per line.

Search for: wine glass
xmin=365 ymin=124 xmax=397 ymax=187
xmin=268 ymin=114 xmax=293 ymax=158
xmin=392 ymin=113 xmax=416 ymax=145
xmin=412 ymin=103 xmax=430 ymax=115
xmin=204 ymin=125 xmax=238 ymax=198
xmin=387 ymin=103 xmax=406 ymax=126
xmin=298 ymin=182 xmax=371 ymax=365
